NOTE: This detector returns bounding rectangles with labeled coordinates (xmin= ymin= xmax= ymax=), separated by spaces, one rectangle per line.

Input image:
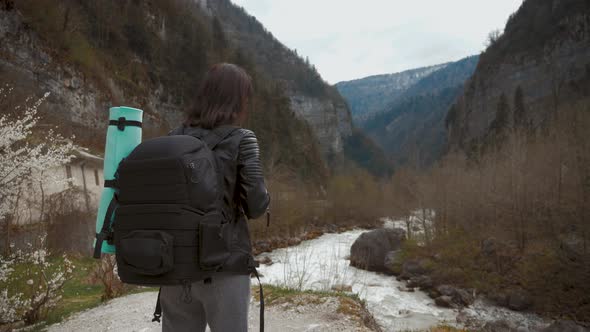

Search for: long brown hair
xmin=184 ymin=63 xmax=253 ymax=129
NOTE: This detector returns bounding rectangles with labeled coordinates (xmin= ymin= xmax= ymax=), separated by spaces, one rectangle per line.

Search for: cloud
xmin=231 ymin=0 xmax=523 ymax=83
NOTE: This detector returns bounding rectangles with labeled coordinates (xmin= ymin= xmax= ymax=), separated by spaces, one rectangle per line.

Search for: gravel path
xmin=46 ymin=291 xmax=375 ymax=332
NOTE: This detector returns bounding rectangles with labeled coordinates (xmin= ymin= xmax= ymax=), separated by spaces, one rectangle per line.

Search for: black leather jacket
xmin=168 ymin=125 xmax=270 ymax=273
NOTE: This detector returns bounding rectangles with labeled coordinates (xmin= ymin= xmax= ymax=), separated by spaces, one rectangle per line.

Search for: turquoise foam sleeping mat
xmin=94 ymin=106 xmax=143 ymax=254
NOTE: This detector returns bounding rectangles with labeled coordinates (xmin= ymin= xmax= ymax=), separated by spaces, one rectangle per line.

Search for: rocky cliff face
xmin=0 ymin=7 xmax=186 ymax=148
xmin=207 ymin=0 xmax=356 ymax=159
xmin=0 ymin=11 xmax=96 ymax=123
xmin=289 ymin=94 xmax=352 ymax=156
xmin=336 ymin=64 xmax=446 ymax=124
xmin=1 ymin=0 xmax=390 ymax=179
xmin=447 ymin=0 xmax=590 ymax=150
xmin=1 ymin=0 xmax=384 ymax=181
xmin=206 ymin=0 xmax=392 ymax=175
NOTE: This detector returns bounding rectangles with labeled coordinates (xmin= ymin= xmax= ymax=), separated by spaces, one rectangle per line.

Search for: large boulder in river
xmin=350 ymin=228 xmax=406 ymax=272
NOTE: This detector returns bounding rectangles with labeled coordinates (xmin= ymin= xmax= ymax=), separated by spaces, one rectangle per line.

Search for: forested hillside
xmin=206 ymin=0 xmax=391 ymax=176
xmin=389 ymin=0 xmax=590 ymax=322
xmin=2 ymin=0 xmax=590 ymax=329
xmin=0 ymin=0 xmax=390 ymax=183
xmin=339 ymin=56 xmax=478 ymax=168
xmin=447 ymin=0 xmax=590 ymax=152
xmin=336 ymin=63 xmax=446 ymax=124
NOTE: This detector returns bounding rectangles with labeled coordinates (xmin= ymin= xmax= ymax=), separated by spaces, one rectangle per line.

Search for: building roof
xmin=71 ymin=148 xmax=103 ymax=166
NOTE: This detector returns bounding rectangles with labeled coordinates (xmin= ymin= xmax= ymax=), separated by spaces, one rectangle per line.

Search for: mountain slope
xmin=205 ymin=0 xmax=391 ymax=177
xmin=447 ymin=0 xmax=590 ymax=151
xmin=339 ymin=56 xmax=478 ymax=168
xmin=0 ymin=0 xmax=390 ymax=181
xmin=364 ymin=86 xmax=464 ymax=168
xmin=336 ymin=64 xmax=446 ymax=124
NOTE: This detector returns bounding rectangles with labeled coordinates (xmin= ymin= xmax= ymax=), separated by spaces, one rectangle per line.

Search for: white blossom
xmin=0 ymin=85 xmax=75 ymax=224
xmin=0 ymin=86 xmax=76 ymax=324
xmin=0 ymin=237 xmax=74 ymax=324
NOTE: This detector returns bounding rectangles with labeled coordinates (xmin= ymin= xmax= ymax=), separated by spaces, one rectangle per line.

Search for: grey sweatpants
xmin=160 ymin=274 xmax=251 ymax=332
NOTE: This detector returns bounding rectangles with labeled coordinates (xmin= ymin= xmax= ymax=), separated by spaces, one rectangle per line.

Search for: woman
xmin=162 ymin=63 xmax=270 ymax=332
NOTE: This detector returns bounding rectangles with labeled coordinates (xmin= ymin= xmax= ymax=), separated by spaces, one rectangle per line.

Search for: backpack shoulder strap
xmin=202 ymin=125 xmax=240 ymax=150
xmin=167 ymin=126 xmax=185 ymax=136
xmin=152 ymin=288 xmax=162 ymax=323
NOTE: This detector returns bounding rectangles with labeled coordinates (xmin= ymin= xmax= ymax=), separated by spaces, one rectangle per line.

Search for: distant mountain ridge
xmin=337 ymin=56 xmax=479 ymax=168
xmin=336 ymin=63 xmax=447 ymax=124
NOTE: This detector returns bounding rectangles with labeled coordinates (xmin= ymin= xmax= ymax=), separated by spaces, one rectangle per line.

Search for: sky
xmin=231 ymin=0 xmax=523 ymax=84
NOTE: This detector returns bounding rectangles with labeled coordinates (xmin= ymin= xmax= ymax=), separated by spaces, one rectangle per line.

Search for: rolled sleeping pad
xmin=94 ymin=106 xmax=143 ymax=254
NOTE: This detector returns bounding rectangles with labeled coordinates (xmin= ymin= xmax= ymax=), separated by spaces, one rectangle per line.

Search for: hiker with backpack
xmin=94 ymin=63 xmax=270 ymax=332
xmin=160 ymin=63 xmax=270 ymax=332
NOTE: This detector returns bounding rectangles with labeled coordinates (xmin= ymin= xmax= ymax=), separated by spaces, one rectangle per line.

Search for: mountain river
xmin=256 ymin=220 xmax=548 ymax=331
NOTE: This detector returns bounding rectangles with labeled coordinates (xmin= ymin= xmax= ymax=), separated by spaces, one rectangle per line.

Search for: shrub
xmin=89 ymin=255 xmax=126 ymax=301
xmin=0 ymin=236 xmax=74 ymax=325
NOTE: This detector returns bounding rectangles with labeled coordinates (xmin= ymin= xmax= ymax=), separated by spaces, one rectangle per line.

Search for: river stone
xmin=542 ymin=320 xmax=590 ymax=332
xmin=454 ymin=288 xmax=475 ymax=306
xmin=407 ymin=275 xmax=433 ymax=290
xmin=488 ymin=292 xmax=509 ymax=307
xmin=350 ymin=228 xmax=406 ymax=272
xmin=254 ymin=240 xmax=271 ymax=253
xmin=456 ymin=311 xmax=481 ymax=327
xmin=507 ymin=290 xmax=533 ymax=311
xmin=287 ymin=237 xmax=301 ymax=246
xmin=436 ymin=284 xmax=455 ymax=296
xmin=482 ymin=237 xmax=499 ymax=256
xmin=435 ymin=295 xmax=455 ymax=308
xmin=434 ymin=285 xmax=474 ymax=307
xmin=323 ymin=224 xmax=338 ymax=233
xmin=258 ymin=256 xmax=273 ymax=265
xmin=559 ymin=234 xmax=586 ymax=262
xmin=400 ymin=259 xmax=429 ymax=279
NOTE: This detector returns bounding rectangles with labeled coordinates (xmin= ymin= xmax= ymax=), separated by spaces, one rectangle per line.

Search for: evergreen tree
xmin=513 ymin=85 xmax=526 ymax=129
xmin=491 ymin=93 xmax=510 ymax=134
xmin=212 ymin=16 xmax=227 ymax=53
xmin=488 ymin=93 xmax=511 ymax=149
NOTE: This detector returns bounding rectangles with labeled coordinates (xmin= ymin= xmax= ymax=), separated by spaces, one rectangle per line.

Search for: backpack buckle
xmin=105 ymin=230 xmax=114 ymax=245
xmin=247 ymin=255 xmax=260 ymax=270
xmin=117 ymin=117 xmax=126 ymax=131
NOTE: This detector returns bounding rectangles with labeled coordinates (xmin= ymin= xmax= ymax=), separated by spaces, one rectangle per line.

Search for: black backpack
xmin=94 ymin=125 xmax=265 ymax=330
xmin=94 ymin=125 xmax=238 ymax=283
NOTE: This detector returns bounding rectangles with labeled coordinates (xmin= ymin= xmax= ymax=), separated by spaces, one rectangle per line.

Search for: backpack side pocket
xmin=118 ymin=230 xmax=174 ymax=276
xmin=199 ymin=214 xmax=231 ymax=271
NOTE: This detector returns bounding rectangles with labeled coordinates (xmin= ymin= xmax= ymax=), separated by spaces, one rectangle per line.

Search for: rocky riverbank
xmin=349 ymin=224 xmax=590 ymax=332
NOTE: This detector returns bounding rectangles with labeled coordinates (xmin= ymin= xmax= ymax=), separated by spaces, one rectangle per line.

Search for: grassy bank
xmin=1 ymin=256 xmax=156 ymax=332
xmin=253 ymin=284 xmax=382 ymax=332
xmin=2 ymin=252 xmax=477 ymax=332
xmin=256 ymin=285 xmax=468 ymax=332
xmin=40 ymin=257 xmax=102 ymax=327
xmin=392 ymin=232 xmax=590 ymax=324
xmin=17 ymin=265 xmax=383 ymax=331
xmin=41 ymin=257 xmax=157 ymax=328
